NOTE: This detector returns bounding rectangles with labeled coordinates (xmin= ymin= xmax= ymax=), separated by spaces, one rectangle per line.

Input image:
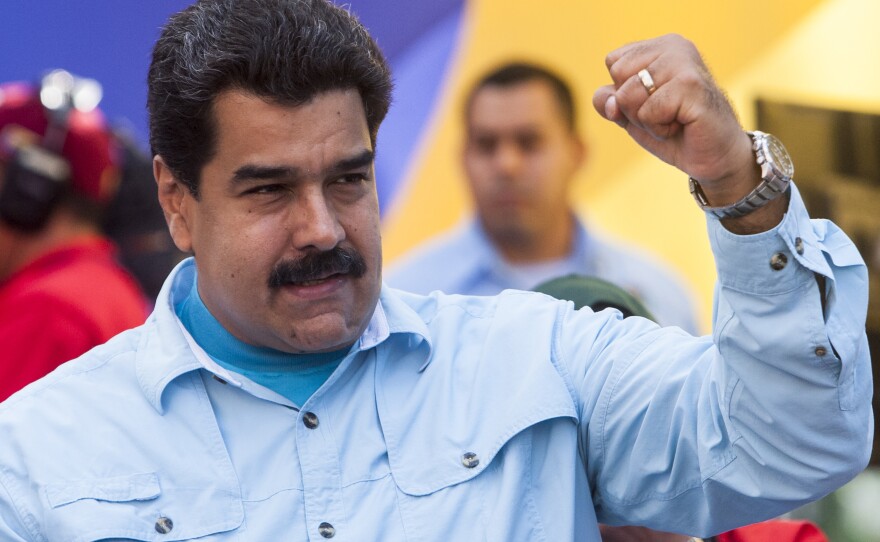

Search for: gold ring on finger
xmin=637 ymin=68 xmax=656 ymax=95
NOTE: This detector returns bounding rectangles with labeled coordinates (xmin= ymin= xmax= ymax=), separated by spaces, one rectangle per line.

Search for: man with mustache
xmin=0 ymin=1 xmax=871 ymax=540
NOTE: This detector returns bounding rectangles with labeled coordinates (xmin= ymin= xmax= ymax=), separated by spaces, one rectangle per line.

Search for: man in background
xmin=387 ymin=62 xmax=699 ymax=332
xmin=0 ymin=73 xmax=148 ymax=402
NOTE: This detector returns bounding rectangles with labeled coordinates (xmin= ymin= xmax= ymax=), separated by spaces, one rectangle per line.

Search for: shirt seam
xmin=0 ymin=346 xmax=131 ymax=412
xmin=0 ymin=464 xmax=41 ymax=541
xmin=548 ymin=302 xmax=581 ymax=414
xmin=521 ymin=434 xmax=549 ymax=541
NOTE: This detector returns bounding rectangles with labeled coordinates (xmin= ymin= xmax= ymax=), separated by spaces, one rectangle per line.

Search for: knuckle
xmin=608 ymin=61 xmax=627 ymax=82
xmin=615 ymin=82 xmax=640 ymax=110
xmin=605 ymin=52 xmax=617 ymax=69
xmin=677 ymin=69 xmax=705 ymax=90
xmin=665 ymin=33 xmax=694 ymax=50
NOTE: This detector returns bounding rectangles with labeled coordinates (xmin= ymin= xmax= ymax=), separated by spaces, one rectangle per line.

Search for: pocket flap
xmin=43 ymin=473 xmax=243 ymax=541
xmin=376 ymin=292 xmax=578 ymax=496
xmin=45 ymin=472 xmax=161 ymax=508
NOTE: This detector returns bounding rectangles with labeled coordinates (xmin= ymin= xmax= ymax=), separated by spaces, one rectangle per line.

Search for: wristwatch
xmin=688 ymin=130 xmax=794 ymax=219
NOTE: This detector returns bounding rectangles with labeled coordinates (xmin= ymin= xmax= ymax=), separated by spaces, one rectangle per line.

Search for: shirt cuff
xmin=707 ymin=182 xmax=831 ymax=295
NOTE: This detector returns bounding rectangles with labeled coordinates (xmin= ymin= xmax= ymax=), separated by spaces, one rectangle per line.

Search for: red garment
xmin=0 ymin=236 xmax=148 ymax=401
xmin=715 ymin=519 xmax=828 ymax=542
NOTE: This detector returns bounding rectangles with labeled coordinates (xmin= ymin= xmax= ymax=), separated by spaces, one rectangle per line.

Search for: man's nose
xmin=289 ymin=188 xmax=345 ymax=252
xmin=493 ymin=141 xmax=524 ymax=178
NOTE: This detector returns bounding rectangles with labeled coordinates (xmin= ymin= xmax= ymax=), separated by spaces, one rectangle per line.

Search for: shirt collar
xmin=570 ymin=216 xmax=597 ymax=275
xmin=455 ymin=219 xmax=497 ymax=275
xmin=136 ymin=258 xmax=434 ymax=412
xmin=135 ymin=258 xmax=206 ymax=413
xmin=377 ymin=284 xmax=431 ymax=345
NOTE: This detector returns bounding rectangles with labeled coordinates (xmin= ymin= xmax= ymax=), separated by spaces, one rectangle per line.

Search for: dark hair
xmin=464 ymin=62 xmax=576 ymax=132
xmin=148 ymin=0 xmax=393 ymax=197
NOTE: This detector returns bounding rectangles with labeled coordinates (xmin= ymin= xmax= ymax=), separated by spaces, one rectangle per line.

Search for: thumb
xmin=593 ymin=86 xmax=626 ymax=127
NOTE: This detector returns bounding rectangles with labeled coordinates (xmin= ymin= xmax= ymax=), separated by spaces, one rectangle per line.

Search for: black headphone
xmin=0 ymin=71 xmax=99 ymax=231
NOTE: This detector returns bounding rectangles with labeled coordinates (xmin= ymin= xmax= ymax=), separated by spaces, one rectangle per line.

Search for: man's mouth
xmin=288 ymin=273 xmax=344 ymax=287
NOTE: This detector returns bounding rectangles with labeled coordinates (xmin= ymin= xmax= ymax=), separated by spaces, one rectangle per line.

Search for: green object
xmin=532 ymin=274 xmax=656 ymax=322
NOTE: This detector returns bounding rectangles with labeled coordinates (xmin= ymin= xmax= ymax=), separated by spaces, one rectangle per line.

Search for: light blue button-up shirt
xmin=386 ymin=215 xmax=701 ymax=333
xmin=0 ymin=186 xmax=872 ymax=541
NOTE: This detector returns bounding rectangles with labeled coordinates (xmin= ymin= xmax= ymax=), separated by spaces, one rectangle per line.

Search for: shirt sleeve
xmin=557 ymin=184 xmax=873 ymax=537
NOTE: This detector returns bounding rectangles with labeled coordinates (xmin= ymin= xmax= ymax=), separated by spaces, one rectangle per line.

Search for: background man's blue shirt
xmin=386 ymin=215 xmax=701 ymax=333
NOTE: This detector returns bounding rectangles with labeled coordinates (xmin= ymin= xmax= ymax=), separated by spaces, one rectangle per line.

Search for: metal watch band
xmin=689 ymin=131 xmax=793 ymax=219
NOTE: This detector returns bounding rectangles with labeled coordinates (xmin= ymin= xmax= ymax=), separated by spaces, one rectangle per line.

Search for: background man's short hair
xmin=464 ymin=62 xmax=576 ymax=132
xmin=148 ymin=0 xmax=393 ymax=197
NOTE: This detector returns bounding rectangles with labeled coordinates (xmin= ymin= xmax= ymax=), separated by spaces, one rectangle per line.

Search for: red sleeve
xmin=715 ymin=520 xmax=828 ymax=542
xmin=0 ymin=296 xmax=96 ymax=402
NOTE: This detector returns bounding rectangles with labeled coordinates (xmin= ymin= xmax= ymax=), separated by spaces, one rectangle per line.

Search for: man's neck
xmin=488 ymin=213 xmax=576 ymax=264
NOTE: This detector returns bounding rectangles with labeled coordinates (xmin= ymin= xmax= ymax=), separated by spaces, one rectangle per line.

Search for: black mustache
xmin=267 ymin=246 xmax=367 ymax=288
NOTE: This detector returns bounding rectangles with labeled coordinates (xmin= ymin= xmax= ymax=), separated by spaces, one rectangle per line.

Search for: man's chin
xmin=275 ymin=313 xmax=365 ymax=354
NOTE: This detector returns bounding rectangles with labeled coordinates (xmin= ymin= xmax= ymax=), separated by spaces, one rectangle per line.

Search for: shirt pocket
xmin=388 ymin=417 xmax=575 ymax=542
xmin=43 ymin=472 xmax=243 ymax=542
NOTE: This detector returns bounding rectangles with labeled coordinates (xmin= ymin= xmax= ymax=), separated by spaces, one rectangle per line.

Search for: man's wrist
xmin=690 ymin=131 xmax=793 ymax=232
xmin=688 ymin=131 xmax=759 ymax=207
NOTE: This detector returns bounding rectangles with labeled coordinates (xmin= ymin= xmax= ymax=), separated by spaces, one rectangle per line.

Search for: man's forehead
xmin=468 ymin=81 xmax=568 ymax=130
xmin=211 ymin=88 xmax=369 ymax=141
xmin=204 ymin=88 xmax=373 ymax=177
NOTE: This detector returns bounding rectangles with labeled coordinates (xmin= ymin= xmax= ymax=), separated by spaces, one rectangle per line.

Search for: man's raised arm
xmin=574 ymin=34 xmax=873 ymax=535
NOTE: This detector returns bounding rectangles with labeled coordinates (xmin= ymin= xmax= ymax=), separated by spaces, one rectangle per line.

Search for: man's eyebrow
xmin=230 ymin=149 xmax=374 ymax=183
xmin=232 ymin=165 xmax=296 ymax=183
xmin=328 ymin=149 xmax=374 ymax=175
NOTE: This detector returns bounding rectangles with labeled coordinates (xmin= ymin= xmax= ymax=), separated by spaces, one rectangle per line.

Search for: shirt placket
xmin=297 ymin=401 xmax=347 ymax=540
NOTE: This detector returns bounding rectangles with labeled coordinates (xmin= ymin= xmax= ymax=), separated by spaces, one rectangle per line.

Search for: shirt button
xmin=212 ymin=374 xmax=228 ymax=385
xmin=794 ymin=237 xmax=804 ymax=255
xmin=815 ymin=346 xmax=828 ymax=357
xmin=155 ymin=516 xmax=174 ymax=534
xmin=461 ymin=452 xmax=480 ymax=468
xmin=318 ymin=522 xmax=336 ymax=538
xmin=769 ymin=252 xmax=788 ymax=270
xmin=303 ymin=411 xmax=319 ymax=429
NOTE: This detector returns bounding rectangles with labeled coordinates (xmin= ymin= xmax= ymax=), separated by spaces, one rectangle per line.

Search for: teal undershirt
xmin=174 ymin=275 xmax=348 ymax=407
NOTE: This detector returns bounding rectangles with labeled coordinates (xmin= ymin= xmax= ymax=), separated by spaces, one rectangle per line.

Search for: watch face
xmin=765 ymin=134 xmax=795 ymax=178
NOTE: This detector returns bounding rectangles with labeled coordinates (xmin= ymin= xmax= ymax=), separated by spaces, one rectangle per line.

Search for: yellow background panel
xmin=382 ymin=0 xmax=879 ymax=332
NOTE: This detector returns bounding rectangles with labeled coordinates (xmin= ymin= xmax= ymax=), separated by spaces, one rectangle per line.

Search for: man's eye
xmin=473 ymin=137 xmax=496 ymax=154
xmin=338 ymin=173 xmax=368 ymax=184
xmin=245 ymin=184 xmax=284 ymax=195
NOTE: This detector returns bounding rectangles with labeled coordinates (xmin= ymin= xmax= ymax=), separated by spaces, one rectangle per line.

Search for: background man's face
xmin=463 ymin=79 xmax=583 ymax=247
xmin=164 ymin=89 xmax=383 ymax=353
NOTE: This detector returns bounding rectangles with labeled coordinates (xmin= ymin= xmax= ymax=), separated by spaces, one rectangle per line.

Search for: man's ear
xmin=154 ymin=155 xmax=194 ymax=253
